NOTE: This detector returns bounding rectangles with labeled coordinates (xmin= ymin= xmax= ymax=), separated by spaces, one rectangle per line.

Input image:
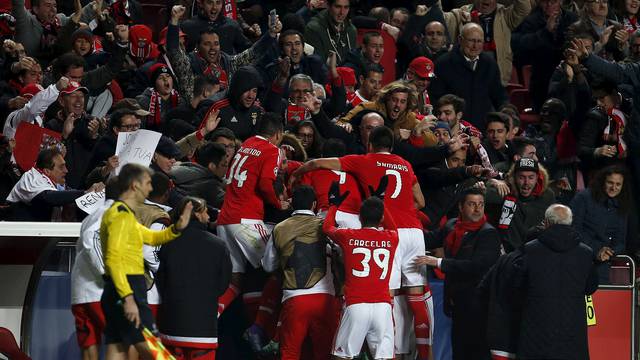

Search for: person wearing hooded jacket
xmin=485 ymin=158 xmax=555 ymax=252
xmin=197 ymin=65 xmax=282 ymax=141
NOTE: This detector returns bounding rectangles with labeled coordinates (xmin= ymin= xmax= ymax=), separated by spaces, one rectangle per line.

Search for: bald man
xmin=429 ymin=23 xmax=508 ymax=130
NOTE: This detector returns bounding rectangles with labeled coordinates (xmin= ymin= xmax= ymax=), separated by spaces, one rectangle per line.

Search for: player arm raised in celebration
xmin=290 ymin=158 xmax=342 ymax=186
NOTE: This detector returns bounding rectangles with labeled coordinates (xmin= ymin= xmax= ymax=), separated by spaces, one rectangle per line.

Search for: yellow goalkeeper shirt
xmin=100 ymin=201 xmax=180 ymax=298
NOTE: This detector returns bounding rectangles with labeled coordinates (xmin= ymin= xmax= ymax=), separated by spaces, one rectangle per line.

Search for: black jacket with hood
xmin=196 ymin=66 xmax=265 ymax=141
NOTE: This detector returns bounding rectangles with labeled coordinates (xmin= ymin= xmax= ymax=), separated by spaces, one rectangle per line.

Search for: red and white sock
xmin=218 ymin=284 xmax=240 ymax=317
xmin=254 ymin=276 xmax=282 ymax=331
xmin=408 ymin=292 xmax=431 ymax=360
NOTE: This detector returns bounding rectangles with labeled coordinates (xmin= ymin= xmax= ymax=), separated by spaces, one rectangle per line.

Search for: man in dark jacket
xmin=516 ymin=204 xmax=598 ymax=359
xmin=170 ymin=142 xmax=227 ymax=210
xmin=156 ymin=196 xmax=232 ymax=359
xmin=304 ymin=0 xmax=357 ymax=62
xmin=430 ymin=23 xmax=508 ymax=130
xmin=418 ymin=187 xmax=501 ymax=360
xmin=197 ymin=66 xmax=274 ymax=141
xmin=180 ymin=0 xmax=251 ymax=54
xmin=263 ymin=30 xmax=328 ymax=88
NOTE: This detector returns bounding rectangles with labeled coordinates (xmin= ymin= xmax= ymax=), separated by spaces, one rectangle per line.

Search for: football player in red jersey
xmin=292 ymin=126 xmax=433 ymax=359
xmin=300 ymin=138 xmax=362 ymax=227
xmin=323 ymin=180 xmax=398 ymax=360
xmin=216 ymin=112 xmax=289 ymax=320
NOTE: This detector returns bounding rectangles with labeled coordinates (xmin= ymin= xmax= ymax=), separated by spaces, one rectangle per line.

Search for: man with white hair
xmin=490 ymin=204 xmax=598 ymax=360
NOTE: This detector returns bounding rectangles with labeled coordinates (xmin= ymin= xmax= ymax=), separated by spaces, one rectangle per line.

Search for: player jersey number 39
xmin=352 ymin=247 xmax=391 ymax=279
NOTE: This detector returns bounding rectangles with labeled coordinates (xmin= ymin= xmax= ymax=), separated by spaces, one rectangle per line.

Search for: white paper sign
xmin=114 ymin=129 xmax=162 ymax=174
xmin=76 ymin=190 xmax=106 ymax=214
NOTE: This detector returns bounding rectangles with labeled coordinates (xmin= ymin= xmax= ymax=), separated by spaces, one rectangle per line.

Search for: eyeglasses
xmin=120 ymin=123 xmax=141 ymax=131
xmin=297 ymin=133 xmax=314 ymax=139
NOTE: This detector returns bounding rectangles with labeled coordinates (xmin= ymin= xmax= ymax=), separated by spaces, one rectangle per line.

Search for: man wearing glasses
xmin=430 ymin=23 xmax=508 ymax=130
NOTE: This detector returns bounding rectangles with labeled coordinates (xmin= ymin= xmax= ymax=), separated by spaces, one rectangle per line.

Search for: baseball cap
xmin=514 ymin=158 xmax=539 ymax=173
xmin=155 ymin=136 xmax=182 ymax=159
xmin=409 ymin=56 xmax=435 ymax=79
xmin=112 ymin=98 xmax=151 ymax=116
xmin=20 ymin=83 xmax=44 ymax=98
xmin=60 ymin=81 xmax=89 ymax=95
xmin=433 ymin=121 xmax=451 ymax=135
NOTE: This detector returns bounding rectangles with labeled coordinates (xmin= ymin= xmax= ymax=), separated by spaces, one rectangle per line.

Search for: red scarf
xmin=604 ymin=108 xmax=627 ymax=158
xmin=623 ymin=16 xmax=638 ymax=33
xmin=32 ymin=10 xmax=60 ymax=51
xmin=198 ymin=53 xmax=228 ymax=88
xmin=445 ymin=215 xmax=487 ymax=256
xmin=147 ymin=89 xmax=179 ymax=128
xmin=110 ymin=0 xmax=134 ymax=25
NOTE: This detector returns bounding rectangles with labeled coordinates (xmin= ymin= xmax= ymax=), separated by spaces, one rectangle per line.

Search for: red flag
xmin=13 ymin=122 xmax=63 ymax=172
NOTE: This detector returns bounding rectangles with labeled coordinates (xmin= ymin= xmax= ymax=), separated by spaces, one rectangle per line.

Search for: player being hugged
xmin=323 ymin=177 xmax=398 ymax=360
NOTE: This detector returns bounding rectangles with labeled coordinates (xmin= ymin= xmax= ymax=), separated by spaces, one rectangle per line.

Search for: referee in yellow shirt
xmin=100 ymin=163 xmax=193 ymax=359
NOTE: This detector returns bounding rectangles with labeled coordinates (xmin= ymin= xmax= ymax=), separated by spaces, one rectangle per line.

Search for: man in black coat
xmin=170 ymin=142 xmax=227 ymax=210
xmin=156 ymin=196 xmax=232 ymax=358
xmin=430 ymin=23 xmax=508 ymax=130
xmin=519 ymin=204 xmax=598 ymax=359
xmin=418 ymin=187 xmax=501 ymax=360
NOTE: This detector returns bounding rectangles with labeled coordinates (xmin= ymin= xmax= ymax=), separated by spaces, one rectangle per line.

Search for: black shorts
xmin=101 ymin=275 xmax=156 ymax=346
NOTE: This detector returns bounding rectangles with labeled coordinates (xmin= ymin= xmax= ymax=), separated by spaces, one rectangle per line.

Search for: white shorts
xmin=389 ymin=228 xmax=427 ymax=290
xmin=393 ymin=291 xmax=434 ymax=354
xmin=335 ymin=210 xmax=361 ymax=229
xmin=332 ymin=302 xmax=394 ymax=359
xmin=217 ymin=220 xmax=271 ymax=273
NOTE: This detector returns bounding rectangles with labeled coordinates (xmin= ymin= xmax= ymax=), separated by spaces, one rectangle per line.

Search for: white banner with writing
xmin=114 ymin=129 xmax=162 ymax=175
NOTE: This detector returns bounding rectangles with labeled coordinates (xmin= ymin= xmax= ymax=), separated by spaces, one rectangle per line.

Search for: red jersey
xmin=340 ymin=153 xmax=421 ymax=229
xmin=300 ymin=169 xmax=362 ymax=214
xmin=323 ymin=207 xmax=398 ymax=305
xmin=347 ymin=91 xmax=367 ymax=108
xmin=217 ymin=136 xmax=282 ymax=224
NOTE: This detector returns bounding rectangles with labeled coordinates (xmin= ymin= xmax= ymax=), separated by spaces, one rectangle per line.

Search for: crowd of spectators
xmin=1 ymin=0 xmax=639 ymax=358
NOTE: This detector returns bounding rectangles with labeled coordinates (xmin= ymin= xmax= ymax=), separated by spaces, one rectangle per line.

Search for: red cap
xmin=20 ymin=83 xmax=44 ymax=98
xmin=336 ymin=67 xmax=357 ymax=87
xmin=158 ymin=26 xmax=186 ymax=46
xmin=60 ymin=81 xmax=89 ymax=95
xmin=129 ymin=24 xmax=158 ymax=59
xmin=409 ymin=56 xmax=435 ymax=79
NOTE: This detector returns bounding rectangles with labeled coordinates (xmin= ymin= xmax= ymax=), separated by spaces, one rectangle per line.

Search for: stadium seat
xmin=609 ymin=257 xmax=633 ymax=286
xmin=0 ymin=327 xmax=31 ymax=360
xmin=522 ymin=65 xmax=532 ymax=89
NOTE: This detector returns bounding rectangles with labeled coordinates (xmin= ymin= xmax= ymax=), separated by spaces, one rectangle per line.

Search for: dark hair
xmin=109 ymin=109 xmax=137 ymax=130
xmin=193 ymin=75 xmax=219 ymax=98
xmin=53 ymin=53 xmax=86 ymax=78
xmin=278 ymin=29 xmax=305 ymax=49
xmin=281 ymin=13 xmax=306 ymax=33
xmin=391 ymin=7 xmax=410 ymax=18
xmin=589 ymin=165 xmax=631 ymax=214
xmin=437 ymin=94 xmax=465 ymax=114
xmin=499 ymin=103 xmax=521 ymax=128
xmin=368 ymin=7 xmax=390 ymax=23
xmin=322 ymin=138 xmax=347 ymax=157
xmin=208 ymin=127 xmax=236 ymax=142
xmin=511 ymin=137 xmax=536 ymax=157
xmin=363 ymin=63 xmax=385 ymax=78
xmin=327 ymin=0 xmax=350 ymax=6
xmin=485 ymin=112 xmax=510 ymax=131
xmin=363 ymin=31 xmax=383 ymax=46
xmin=360 ymin=196 xmax=384 ymax=227
xmin=104 ymin=177 xmax=122 ymax=200
xmin=195 ymin=142 xmax=227 ymax=167
xmin=292 ymin=185 xmax=316 ymax=211
xmin=174 ymin=196 xmax=206 ymax=222
xmin=458 ymin=187 xmax=485 ymax=206
xmin=148 ymin=171 xmax=171 ymax=199
xmin=117 ymin=163 xmax=153 ymax=192
xmin=257 ymin=112 xmax=284 ymax=137
xmin=35 ymin=148 xmax=63 ymax=170
xmin=197 ymin=27 xmax=220 ymax=46
xmin=369 ymin=126 xmax=394 ymax=151
xmin=294 ymin=120 xmax=324 ymax=157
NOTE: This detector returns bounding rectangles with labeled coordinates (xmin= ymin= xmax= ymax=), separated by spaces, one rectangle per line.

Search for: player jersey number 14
xmin=352 ymin=247 xmax=390 ymax=279
xmin=227 ymin=153 xmax=249 ymax=187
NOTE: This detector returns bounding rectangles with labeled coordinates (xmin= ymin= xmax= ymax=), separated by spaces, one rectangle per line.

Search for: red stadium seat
xmin=509 ymin=88 xmax=532 ymax=113
xmin=522 ymin=65 xmax=532 ymax=89
xmin=0 ymin=327 xmax=30 ymax=360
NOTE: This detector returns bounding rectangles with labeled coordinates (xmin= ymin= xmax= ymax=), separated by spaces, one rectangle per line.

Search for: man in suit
xmin=417 ymin=187 xmax=501 ymax=360
xmin=430 ymin=23 xmax=508 ymax=130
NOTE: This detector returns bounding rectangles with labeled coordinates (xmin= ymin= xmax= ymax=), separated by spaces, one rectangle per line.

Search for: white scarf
xmin=7 ymin=167 xmax=57 ymax=203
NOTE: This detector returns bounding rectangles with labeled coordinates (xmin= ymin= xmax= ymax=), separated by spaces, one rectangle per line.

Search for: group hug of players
xmin=216 ymin=113 xmax=435 ymax=360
